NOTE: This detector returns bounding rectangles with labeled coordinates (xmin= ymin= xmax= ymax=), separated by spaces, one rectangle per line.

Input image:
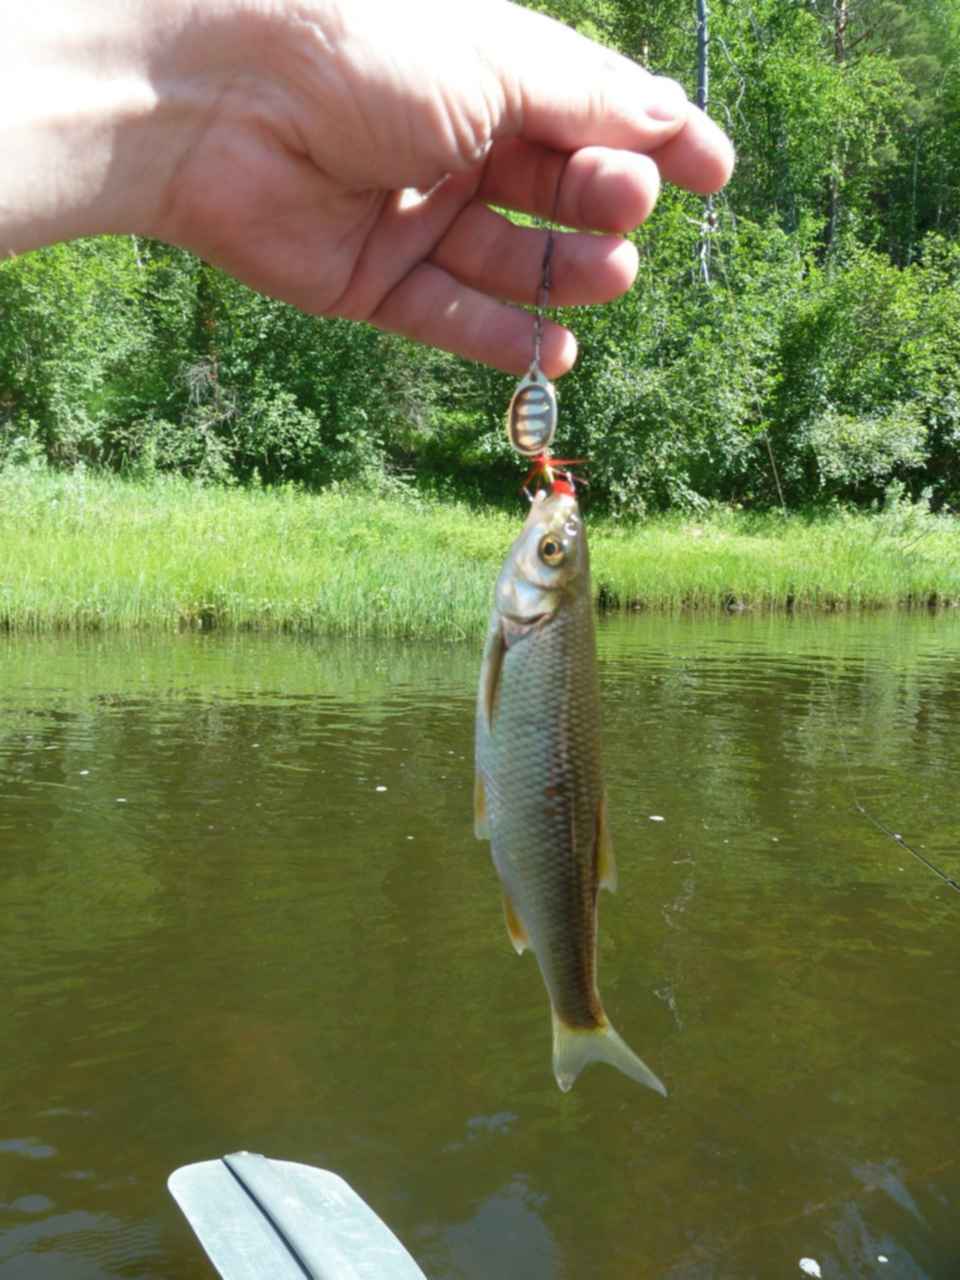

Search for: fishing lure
xmin=506 ymin=229 xmax=557 ymax=459
xmin=504 ymin=223 xmax=581 ymax=492
xmin=506 ymin=364 xmax=557 ymax=460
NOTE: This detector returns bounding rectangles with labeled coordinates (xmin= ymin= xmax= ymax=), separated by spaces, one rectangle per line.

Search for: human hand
xmin=3 ymin=0 xmax=734 ymax=376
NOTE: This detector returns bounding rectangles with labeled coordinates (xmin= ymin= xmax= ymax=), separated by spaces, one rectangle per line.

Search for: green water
xmin=1 ymin=615 xmax=959 ymax=1279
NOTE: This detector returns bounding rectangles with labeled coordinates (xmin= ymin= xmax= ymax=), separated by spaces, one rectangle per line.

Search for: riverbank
xmin=2 ymin=466 xmax=958 ymax=638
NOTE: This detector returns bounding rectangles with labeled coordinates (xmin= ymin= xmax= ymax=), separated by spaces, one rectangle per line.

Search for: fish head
xmin=495 ymin=488 xmax=587 ymax=625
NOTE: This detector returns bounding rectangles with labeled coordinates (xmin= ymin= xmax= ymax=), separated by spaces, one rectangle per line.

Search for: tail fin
xmin=551 ymin=1009 xmax=667 ymax=1096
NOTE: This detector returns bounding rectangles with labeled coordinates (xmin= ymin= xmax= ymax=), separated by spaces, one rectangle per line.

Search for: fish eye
xmin=538 ymin=535 xmax=566 ymax=567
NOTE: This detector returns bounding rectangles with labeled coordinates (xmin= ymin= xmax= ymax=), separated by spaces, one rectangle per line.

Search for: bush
xmin=771 ymin=235 xmax=960 ymax=505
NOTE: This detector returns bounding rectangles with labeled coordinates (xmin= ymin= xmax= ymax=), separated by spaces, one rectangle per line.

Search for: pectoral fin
xmin=479 ymin=621 xmax=506 ymax=732
xmin=474 ymin=773 xmax=490 ymax=840
xmin=596 ymin=791 xmax=617 ymax=892
xmin=502 ymin=890 xmax=530 ymax=955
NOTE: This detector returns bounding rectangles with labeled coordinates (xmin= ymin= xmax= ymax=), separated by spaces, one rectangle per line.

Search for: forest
xmin=2 ymin=0 xmax=959 ymax=515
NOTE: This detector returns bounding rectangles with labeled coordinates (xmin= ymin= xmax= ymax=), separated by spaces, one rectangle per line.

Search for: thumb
xmin=483 ymin=2 xmax=734 ymax=194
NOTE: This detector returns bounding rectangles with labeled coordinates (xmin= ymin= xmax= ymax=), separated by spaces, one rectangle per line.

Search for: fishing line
xmin=505 ymin=154 xmax=577 ymax=489
xmin=530 ymin=210 xmax=556 ymax=374
xmin=828 ymin=670 xmax=960 ymax=894
xmin=532 ymin=153 xmax=569 ymax=360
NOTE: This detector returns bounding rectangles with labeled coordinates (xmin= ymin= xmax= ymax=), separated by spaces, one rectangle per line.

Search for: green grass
xmin=2 ymin=465 xmax=959 ymax=637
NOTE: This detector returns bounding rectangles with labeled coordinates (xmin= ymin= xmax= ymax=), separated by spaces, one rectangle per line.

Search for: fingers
xmin=320 ymin=160 xmax=639 ymax=323
xmin=369 ymin=261 xmax=578 ymax=377
xmin=327 ymin=158 xmax=643 ymax=373
xmin=480 ymin=141 xmax=661 ymax=232
xmin=649 ymin=107 xmax=735 ymax=195
xmin=431 ymin=202 xmax=639 ymax=307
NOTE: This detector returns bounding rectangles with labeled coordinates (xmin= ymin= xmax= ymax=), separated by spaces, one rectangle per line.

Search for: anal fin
xmin=596 ymin=791 xmax=617 ymax=892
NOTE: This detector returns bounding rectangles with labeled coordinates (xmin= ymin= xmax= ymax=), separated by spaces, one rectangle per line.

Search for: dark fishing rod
xmin=850 ymin=797 xmax=960 ymax=894
xmin=827 ymin=651 xmax=960 ymax=895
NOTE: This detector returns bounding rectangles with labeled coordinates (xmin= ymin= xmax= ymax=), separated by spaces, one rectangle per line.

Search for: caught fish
xmin=474 ymin=480 xmax=666 ymax=1095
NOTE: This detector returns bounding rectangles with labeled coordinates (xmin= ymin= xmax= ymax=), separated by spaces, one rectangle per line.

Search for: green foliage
xmin=0 ymin=238 xmax=146 ymax=464
xmin=771 ymin=234 xmax=960 ymax=504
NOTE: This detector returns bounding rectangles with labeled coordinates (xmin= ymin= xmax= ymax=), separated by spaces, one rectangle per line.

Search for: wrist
xmin=1 ymin=0 xmax=228 ymax=255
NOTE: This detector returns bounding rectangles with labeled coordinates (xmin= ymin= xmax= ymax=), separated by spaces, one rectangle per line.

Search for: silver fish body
xmin=474 ymin=486 xmax=665 ymax=1095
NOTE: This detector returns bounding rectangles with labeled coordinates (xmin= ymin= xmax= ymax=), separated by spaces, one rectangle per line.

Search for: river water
xmin=1 ymin=615 xmax=958 ymax=1279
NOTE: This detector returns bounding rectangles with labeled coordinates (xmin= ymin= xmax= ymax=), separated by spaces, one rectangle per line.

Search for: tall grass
xmin=591 ymin=502 xmax=960 ymax=615
xmin=1 ymin=466 xmax=958 ymax=637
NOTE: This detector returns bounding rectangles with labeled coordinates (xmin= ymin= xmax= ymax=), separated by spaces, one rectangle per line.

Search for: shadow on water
xmin=1 ymin=615 xmax=959 ymax=1278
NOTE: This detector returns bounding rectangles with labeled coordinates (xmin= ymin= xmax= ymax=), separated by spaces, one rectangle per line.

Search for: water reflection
xmin=0 ymin=1210 xmax=163 ymax=1280
xmin=1 ymin=618 xmax=959 ymax=1277
xmin=434 ymin=1175 xmax=558 ymax=1280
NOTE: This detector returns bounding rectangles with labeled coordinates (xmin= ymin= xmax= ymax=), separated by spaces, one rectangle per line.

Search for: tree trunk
xmin=695 ymin=0 xmax=714 ymax=284
xmin=696 ymin=0 xmax=709 ymax=114
xmin=825 ymin=0 xmax=848 ymax=252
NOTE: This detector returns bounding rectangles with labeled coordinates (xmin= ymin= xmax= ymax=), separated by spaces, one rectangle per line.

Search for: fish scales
xmin=474 ymin=485 xmax=666 ymax=1095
